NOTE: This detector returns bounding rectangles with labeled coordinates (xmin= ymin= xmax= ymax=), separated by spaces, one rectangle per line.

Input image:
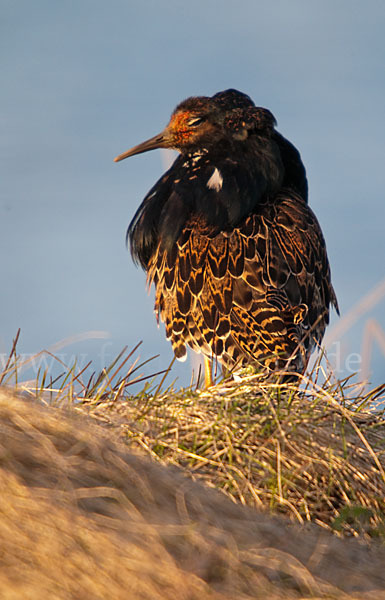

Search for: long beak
xmin=114 ymin=129 xmax=170 ymax=162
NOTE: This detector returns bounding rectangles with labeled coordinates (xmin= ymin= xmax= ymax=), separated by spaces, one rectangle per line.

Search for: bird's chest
xmin=147 ymin=205 xmax=270 ymax=300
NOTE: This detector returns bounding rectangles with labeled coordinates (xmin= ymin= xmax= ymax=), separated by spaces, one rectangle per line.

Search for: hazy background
xmin=1 ymin=0 xmax=384 ymax=389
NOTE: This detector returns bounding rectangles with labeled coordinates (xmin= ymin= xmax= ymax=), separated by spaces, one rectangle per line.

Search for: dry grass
xmin=1 ymin=335 xmax=385 ymax=598
xmin=1 ymin=388 xmax=385 ymax=599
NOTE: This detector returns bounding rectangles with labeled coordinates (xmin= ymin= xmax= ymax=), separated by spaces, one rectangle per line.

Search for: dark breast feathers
xmin=128 ymin=149 xmax=338 ymax=377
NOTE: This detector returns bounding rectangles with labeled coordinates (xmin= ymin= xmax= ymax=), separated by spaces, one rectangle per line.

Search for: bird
xmin=114 ymin=89 xmax=339 ymax=387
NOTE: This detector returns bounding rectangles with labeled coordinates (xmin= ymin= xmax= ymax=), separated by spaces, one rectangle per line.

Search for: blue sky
xmin=1 ymin=1 xmax=384 ymax=388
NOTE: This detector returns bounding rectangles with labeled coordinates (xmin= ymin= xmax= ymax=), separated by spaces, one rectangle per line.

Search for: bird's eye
xmin=188 ymin=117 xmax=205 ymax=127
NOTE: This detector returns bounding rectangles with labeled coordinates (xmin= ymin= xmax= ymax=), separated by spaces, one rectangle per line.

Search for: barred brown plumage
xmin=115 ymin=89 xmax=338 ymax=385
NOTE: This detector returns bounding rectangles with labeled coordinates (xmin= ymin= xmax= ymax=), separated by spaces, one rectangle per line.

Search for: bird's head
xmin=114 ymin=89 xmax=277 ymax=162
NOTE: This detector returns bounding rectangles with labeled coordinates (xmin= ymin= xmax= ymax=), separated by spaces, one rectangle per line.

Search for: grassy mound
xmin=1 ymin=336 xmax=385 ymax=597
xmin=1 ymin=388 xmax=385 ymax=599
xmin=79 ymin=369 xmax=385 ymax=539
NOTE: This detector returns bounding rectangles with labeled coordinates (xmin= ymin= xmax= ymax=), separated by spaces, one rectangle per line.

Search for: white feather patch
xmin=207 ymin=167 xmax=223 ymax=191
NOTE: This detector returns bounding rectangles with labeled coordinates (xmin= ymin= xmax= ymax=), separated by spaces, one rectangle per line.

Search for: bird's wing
xmin=149 ymin=189 xmax=337 ymax=370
